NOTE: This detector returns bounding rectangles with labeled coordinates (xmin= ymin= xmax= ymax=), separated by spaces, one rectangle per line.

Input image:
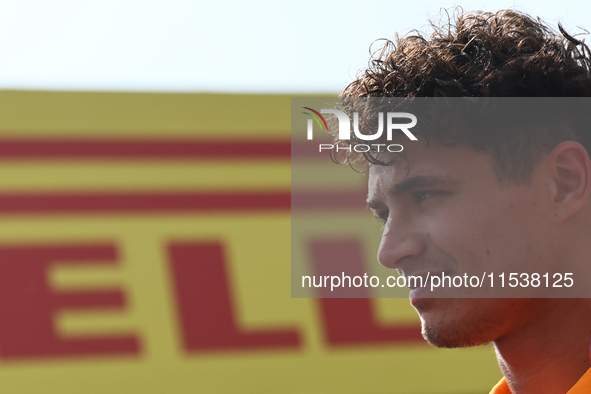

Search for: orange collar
xmin=490 ymin=368 xmax=591 ymax=394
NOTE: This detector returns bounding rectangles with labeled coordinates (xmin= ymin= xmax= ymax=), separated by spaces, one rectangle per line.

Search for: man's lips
xmin=404 ymin=270 xmax=451 ymax=306
xmin=403 ymin=270 xmax=448 ymax=290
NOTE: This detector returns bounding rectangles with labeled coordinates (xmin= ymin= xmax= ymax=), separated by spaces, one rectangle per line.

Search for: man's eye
xmin=374 ymin=211 xmax=389 ymax=223
xmin=413 ymin=191 xmax=441 ymax=203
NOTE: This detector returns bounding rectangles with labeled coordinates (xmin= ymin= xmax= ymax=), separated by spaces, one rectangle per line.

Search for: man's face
xmin=367 ymin=140 xmax=555 ymax=347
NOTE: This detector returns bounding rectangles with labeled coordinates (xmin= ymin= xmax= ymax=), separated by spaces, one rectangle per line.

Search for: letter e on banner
xmin=0 ymin=244 xmax=139 ymax=359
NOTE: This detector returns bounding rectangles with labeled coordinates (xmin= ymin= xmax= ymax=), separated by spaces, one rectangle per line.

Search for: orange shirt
xmin=489 ymin=368 xmax=591 ymax=394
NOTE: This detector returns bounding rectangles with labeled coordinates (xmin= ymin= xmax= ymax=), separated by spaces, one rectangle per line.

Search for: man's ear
xmin=548 ymin=141 xmax=591 ymax=223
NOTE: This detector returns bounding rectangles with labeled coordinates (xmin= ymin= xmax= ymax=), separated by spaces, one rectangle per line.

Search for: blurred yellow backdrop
xmin=0 ymin=91 xmax=500 ymax=393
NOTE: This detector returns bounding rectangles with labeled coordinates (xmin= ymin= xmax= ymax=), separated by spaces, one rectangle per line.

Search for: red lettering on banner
xmin=0 ymin=245 xmax=140 ymax=359
xmin=168 ymin=242 xmax=300 ymax=352
xmin=310 ymin=239 xmax=423 ymax=345
xmin=0 ymin=139 xmax=290 ymax=160
xmin=319 ymin=298 xmax=423 ymax=345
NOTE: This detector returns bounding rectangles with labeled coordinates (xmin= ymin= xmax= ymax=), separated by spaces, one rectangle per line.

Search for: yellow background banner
xmin=0 ymin=91 xmax=500 ymax=393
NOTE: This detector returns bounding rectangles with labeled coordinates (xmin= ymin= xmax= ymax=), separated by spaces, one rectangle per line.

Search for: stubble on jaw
xmin=418 ymin=298 xmax=542 ymax=349
xmin=418 ymin=299 xmax=510 ymax=349
xmin=421 ymin=318 xmax=496 ymax=348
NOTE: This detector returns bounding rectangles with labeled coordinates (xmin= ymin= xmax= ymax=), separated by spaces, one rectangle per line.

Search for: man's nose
xmin=377 ymin=217 xmax=427 ymax=270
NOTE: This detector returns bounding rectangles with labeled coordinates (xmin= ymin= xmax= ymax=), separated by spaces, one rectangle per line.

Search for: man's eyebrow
xmin=367 ymin=175 xmax=453 ymax=210
xmin=390 ymin=175 xmax=449 ymax=197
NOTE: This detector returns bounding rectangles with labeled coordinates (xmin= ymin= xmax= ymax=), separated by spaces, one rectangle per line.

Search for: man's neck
xmin=494 ymin=299 xmax=591 ymax=394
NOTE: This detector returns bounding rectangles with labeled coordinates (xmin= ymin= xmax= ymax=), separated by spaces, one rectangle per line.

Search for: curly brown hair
xmin=339 ymin=9 xmax=591 ymax=184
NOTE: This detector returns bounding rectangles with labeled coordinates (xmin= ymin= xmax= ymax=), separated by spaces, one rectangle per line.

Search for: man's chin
xmin=418 ymin=307 xmax=497 ymax=348
xmin=421 ymin=322 xmax=491 ymax=348
xmin=413 ymin=297 xmax=511 ymax=348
